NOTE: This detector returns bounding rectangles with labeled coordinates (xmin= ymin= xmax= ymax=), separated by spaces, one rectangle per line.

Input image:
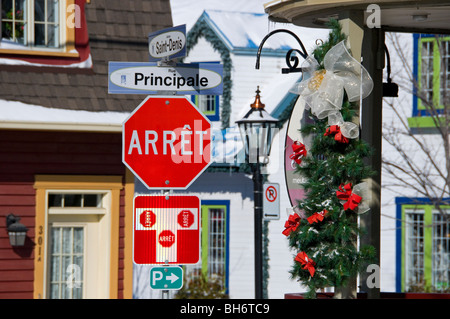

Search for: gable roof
xmin=0 ymin=0 xmax=173 ymax=114
xmin=195 ymin=10 xmax=301 ymax=55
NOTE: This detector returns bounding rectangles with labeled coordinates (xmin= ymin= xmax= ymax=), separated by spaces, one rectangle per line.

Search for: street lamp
xmin=236 ymin=87 xmax=278 ymax=299
xmin=6 ymin=214 xmax=29 ymax=247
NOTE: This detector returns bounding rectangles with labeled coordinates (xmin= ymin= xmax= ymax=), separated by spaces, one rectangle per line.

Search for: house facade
xmin=0 ymin=0 xmax=172 ymax=299
xmin=381 ymin=32 xmax=449 ymax=293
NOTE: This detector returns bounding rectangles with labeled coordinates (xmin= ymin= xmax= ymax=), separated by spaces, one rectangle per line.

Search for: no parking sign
xmin=263 ymin=183 xmax=280 ymax=220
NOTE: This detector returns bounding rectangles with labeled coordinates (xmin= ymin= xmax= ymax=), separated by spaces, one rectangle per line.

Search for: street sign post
xmin=133 ymin=195 xmax=200 ymax=265
xmin=263 ymin=183 xmax=280 ymax=220
xmin=150 ymin=266 xmax=184 ymax=290
xmin=108 ymin=62 xmax=223 ymax=95
xmin=122 ymin=96 xmax=212 ymax=190
xmin=148 ymin=25 xmax=186 ymax=62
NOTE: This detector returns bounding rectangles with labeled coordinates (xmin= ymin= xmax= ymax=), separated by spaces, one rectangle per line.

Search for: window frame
xmin=396 ymin=197 xmax=450 ymax=292
xmin=0 ymin=0 xmax=79 ymax=57
xmin=411 ymin=34 xmax=450 ymax=120
xmin=47 ymin=222 xmax=87 ymax=299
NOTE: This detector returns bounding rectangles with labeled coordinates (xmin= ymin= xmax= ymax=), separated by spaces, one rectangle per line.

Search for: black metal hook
xmin=383 ymin=44 xmax=399 ymax=97
xmin=255 ymin=29 xmax=308 ymax=74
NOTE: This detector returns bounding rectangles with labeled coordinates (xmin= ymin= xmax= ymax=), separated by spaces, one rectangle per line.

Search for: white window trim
xmin=0 ymin=0 xmax=76 ymax=55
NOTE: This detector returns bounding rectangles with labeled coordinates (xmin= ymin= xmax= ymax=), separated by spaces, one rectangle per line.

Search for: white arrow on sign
xmin=167 ymin=273 xmax=179 ymax=284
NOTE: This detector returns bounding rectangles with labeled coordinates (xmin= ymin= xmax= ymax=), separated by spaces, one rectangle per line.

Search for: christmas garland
xmin=185 ymin=16 xmax=232 ymax=130
xmin=281 ymin=20 xmax=376 ymax=298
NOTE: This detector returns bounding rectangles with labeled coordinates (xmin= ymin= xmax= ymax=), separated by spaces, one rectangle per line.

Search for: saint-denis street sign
xmin=148 ymin=24 xmax=186 ymax=62
xmin=150 ymin=266 xmax=183 ymax=290
xmin=108 ymin=62 xmax=223 ymax=95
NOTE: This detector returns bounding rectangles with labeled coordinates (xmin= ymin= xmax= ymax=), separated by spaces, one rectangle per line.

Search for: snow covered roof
xmin=0 ymin=99 xmax=126 ymax=132
xmin=200 ymin=10 xmax=292 ymax=53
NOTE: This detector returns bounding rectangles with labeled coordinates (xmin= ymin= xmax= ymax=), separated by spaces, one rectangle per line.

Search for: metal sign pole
xmin=161 ymin=260 xmax=170 ymax=299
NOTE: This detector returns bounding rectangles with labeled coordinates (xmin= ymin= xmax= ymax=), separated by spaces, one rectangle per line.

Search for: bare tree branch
xmin=383 ymin=33 xmax=450 ymax=220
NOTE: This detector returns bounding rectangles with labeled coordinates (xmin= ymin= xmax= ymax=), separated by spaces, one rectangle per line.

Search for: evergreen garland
xmin=185 ymin=16 xmax=233 ymax=129
xmin=286 ymin=20 xmax=376 ymax=298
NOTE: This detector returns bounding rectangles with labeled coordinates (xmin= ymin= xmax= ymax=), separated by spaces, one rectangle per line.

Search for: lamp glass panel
xmin=8 ymin=231 xmax=26 ymax=246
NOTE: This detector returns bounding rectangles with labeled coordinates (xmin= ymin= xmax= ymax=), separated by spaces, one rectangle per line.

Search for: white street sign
xmin=263 ymin=183 xmax=280 ymax=220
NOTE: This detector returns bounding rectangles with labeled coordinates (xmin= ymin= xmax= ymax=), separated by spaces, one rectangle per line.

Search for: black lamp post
xmin=236 ymin=87 xmax=278 ymax=299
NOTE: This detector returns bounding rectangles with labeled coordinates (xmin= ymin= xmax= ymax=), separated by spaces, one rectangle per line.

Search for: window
xmin=413 ymin=34 xmax=450 ymax=117
xmin=191 ymin=95 xmax=220 ymax=121
xmin=432 ymin=213 xmax=450 ymax=291
xmin=184 ymin=201 xmax=229 ymax=291
xmin=0 ymin=0 xmax=78 ymax=55
xmin=48 ymin=193 xmax=102 ymax=208
xmin=48 ymin=225 xmax=84 ymax=299
xmin=420 ymin=40 xmax=434 ymax=103
xmin=404 ymin=208 xmax=425 ymax=289
xmin=439 ymin=40 xmax=450 ymax=107
xmin=2 ymin=0 xmax=59 ymax=47
xmin=399 ymin=200 xmax=450 ymax=292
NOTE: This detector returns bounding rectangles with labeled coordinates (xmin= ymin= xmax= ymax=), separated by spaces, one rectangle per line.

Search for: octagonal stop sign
xmin=140 ymin=210 xmax=156 ymax=228
xmin=123 ymin=96 xmax=211 ymax=189
xmin=178 ymin=210 xmax=195 ymax=228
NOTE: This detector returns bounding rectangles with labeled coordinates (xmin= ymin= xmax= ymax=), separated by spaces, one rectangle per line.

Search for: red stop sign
xmin=140 ymin=210 xmax=156 ymax=228
xmin=158 ymin=230 xmax=175 ymax=248
xmin=178 ymin=210 xmax=195 ymax=228
xmin=123 ymin=96 xmax=211 ymax=189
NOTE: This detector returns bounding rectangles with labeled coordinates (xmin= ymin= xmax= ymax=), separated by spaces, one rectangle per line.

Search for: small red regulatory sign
xmin=133 ymin=195 xmax=200 ymax=265
xmin=158 ymin=230 xmax=176 ymax=248
xmin=140 ymin=210 xmax=156 ymax=228
xmin=178 ymin=210 xmax=195 ymax=228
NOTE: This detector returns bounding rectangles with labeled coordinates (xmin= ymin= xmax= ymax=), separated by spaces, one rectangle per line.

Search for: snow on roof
xmin=202 ymin=10 xmax=294 ymax=51
xmin=170 ymin=0 xmax=267 ymax=31
xmin=0 ymin=99 xmax=127 ymax=131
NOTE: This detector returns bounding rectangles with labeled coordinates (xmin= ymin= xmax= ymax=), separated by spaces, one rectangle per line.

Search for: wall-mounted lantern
xmin=6 ymin=214 xmax=29 ymax=247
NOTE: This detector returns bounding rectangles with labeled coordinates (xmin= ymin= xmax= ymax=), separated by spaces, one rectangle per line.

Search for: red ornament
xmin=282 ymin=213 xmax=301 ymax=236
xmin=289 ymin=141 xmax=307 ymax=164
xmin=324 ymin=125 xmax=349 ymax=144
xmin=295 ymin=251 xmax=316 ymax=277
xmin=307 ymin=209 xmax=328 ymax=224
xmin=336 ymin=183 xmax=362 ymax=211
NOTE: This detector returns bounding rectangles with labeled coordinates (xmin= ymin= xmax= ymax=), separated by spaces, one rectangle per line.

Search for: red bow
xmin=324 ymin=125 xmax=349 ymax=144
xmin=307 ymin=209 xmax=328 ymax=224
xmin=336 ymin=183 xmax=362 ymax=211
xmin=289 ymin=141 xmax=307 ymax=164
xmin=295 ymin=252 xmax=316 ymax=277
xmin=282 ymin=213 xmax=301 ymax=236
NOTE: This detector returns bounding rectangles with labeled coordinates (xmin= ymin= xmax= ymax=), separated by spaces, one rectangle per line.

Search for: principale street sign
xmin=122 ymin=95 xmax=212 ymax=190
xmin=150 ymin=266 xmax=184 ymax=290
xmin=148 ymin=25 xmax=186 ymax=62
xmin=108 ymin=62 xmax=223 ymax=95
xmin=133 ymin=195 xmax=200 ymax=265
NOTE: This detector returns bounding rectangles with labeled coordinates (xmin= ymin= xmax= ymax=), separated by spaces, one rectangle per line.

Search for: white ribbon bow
xmin=289 ymin=40 xmax=374 ymax=122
